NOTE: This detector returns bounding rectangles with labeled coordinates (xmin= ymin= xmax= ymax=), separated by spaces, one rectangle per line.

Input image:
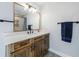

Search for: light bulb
xmin=32 ymin=8 xmax=37 ymax=13
xmin=29 ymin=7 xmax=34 ymax=12
xmin=23 ymin=4 xmax=29 ymax=10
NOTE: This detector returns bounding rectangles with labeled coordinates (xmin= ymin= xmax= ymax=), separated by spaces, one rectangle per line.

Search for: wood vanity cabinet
xmin=8 ymin=33 xmax=49 ymax=57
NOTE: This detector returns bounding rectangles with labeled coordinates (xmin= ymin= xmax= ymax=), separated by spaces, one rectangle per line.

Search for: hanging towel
xmin=61 ymin=22 xmax=73 ymax=43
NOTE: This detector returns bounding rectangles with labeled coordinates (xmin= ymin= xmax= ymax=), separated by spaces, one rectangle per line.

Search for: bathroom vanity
xmin=6 ymin=32 xmax=49 ymax=57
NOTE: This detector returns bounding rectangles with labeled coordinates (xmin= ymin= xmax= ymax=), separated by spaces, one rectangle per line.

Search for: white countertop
xmin=2 ymin=30 xmax=49 ymax=45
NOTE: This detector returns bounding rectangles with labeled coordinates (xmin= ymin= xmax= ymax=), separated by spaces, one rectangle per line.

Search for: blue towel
xmin=61 ymin=22 xmax=73 ymax=43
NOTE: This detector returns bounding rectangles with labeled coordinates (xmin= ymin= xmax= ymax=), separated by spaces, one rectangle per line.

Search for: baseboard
xmin=49 ymin=49 xmax=71 ymax=57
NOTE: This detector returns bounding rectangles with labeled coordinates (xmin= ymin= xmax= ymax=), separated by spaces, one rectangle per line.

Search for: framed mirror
xmin=13 ymin=2 xmax=41 ymax=32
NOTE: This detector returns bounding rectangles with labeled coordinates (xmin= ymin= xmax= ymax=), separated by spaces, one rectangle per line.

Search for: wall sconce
xmin=32 ymin=8 xmax=37 ymax=13
xmin=29 ymin=7 xmax=38 ymax=13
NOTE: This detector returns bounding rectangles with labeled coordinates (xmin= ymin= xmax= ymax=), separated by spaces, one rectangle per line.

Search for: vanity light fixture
xmin=23 ymin=3 xmax=38 ymax=13
xmin=16 ymin=2 xmax=38 ymax=13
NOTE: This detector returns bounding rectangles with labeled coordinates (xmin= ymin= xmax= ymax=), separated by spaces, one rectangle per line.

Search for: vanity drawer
xmin=14 ymin=39 xmax=30 ymax=50
xmin=11 ymin=47 xmax=27 ymax=57
xmin=34 ymin=36 xmax=44 ymax=41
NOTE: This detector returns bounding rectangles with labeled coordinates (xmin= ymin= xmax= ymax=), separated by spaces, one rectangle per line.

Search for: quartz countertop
xmin=3 ymin=30 xmax=49 ymax=45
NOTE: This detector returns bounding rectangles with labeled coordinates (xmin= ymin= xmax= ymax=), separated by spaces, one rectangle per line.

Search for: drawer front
xmin=14 ymin=39 xmax=30 ymax=50
xmin=11 ymin=46 xmax=32 ymax=57
xmin=11 ymin=48 xmax=26 ymax=57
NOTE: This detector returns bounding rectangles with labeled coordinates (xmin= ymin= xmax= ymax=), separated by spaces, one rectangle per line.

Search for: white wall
xmin=41 ymin=2 xmax=79 ymax=57
xmin=0 ymin=2 xmax=13 ymax=33
xmin=0 ymin=2 xmax=13 ymax=57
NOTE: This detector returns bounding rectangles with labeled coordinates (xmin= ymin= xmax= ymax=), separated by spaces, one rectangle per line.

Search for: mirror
xmin=14 ymin=2 xmax=40 ymax=32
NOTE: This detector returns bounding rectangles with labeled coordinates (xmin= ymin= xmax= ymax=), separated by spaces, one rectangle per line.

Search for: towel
xmin=61 ymin=22 xmax=73 ymax=43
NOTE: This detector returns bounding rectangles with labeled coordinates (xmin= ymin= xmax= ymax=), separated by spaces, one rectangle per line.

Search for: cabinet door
xmin=11 ymin=47 xmax=27 ymax=57
xmin=11 ymin=45 xmax=31 ymax=57
xmin=34 ymin=38 xmax=43 ymax=57
xmin=34 ymin=42 xmax=40 ymax=56
xmin=41 ymin=34 xmax=49 ymax=56
xmin=44 ymin=34 xmax=49 ymax=49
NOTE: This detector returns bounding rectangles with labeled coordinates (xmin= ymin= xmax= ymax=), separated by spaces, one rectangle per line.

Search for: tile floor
xmin=44 ymin=51 xmax=60 ymax=57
